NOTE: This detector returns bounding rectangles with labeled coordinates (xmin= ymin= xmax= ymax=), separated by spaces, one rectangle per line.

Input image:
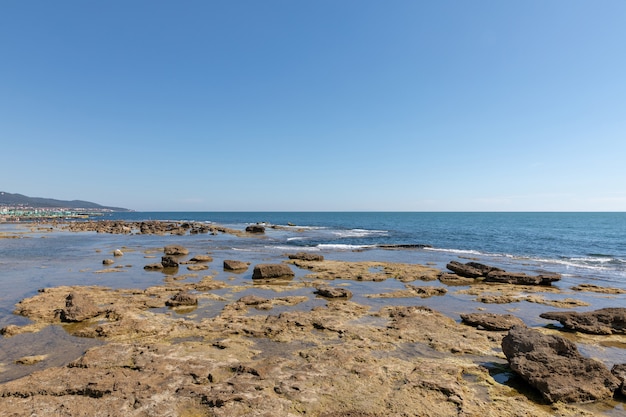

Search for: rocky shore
xmin=0 ymin=221 xmax=625 ymax=416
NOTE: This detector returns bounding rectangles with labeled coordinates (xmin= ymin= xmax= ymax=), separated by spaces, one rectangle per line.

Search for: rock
xmin=315 ymin=287 xmax=352 ymax=299
xmin=446 ymin=261 xmax=484 ymax=278
xmin=113 ymin=249 xmax=123 ymax=257
xmin=144 ymin=263 xmax=164 ymax=270
xmin=484 ymin=271 xmax=561 ymax=286
xmin=288 ymin=252 xmax=324 ymax=261
xmin=15 ymin=355 xmax=48 ymax=365
xmin=446 ymin=261 xmax=503 ymax=278
xmin=252 ymin=264 xmax=294 ymax=279
xmin=189 ymin=254 xmax=213 ymax=263
xmin=245 ymin=225 xmax=265 ymax=233
xmin=165 ymin=291 xmax=198 ymax=307
xmin=187 ymin=264 xmax=208 ymax=271
xmin=58 ymin=293 xmax=100 ymax=322
xmin=163 ymin=245 xmax=189 ymax=256
xmin=611 ymin=364 xmax=626 ymax=396
xmin=460 ymin=313 xmax=525 ymax=331
xmin=161 ymin=256 xmax=179 ymax=268
xmin=102 ymin=259 xmax=114 ymax=265
xmin=223 ymin=259 xmax=250 ymax=271
xmin=539 ymin=308 xmax=626 ymax=335
xmin=501 ymin=325 xmax=620 ymax=403
xmin=571 ymin=284 xmax=626 ymax=294
xmin=438 ymin=273 xmax=475 ymax=286
xmin=237 ymin=295 xmax=270 ymax=305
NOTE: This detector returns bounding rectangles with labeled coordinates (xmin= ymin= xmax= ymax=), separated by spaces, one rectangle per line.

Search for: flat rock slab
xmin=460 ymin=313 xmax=525 ymax=331
xmin=163 ymin=245 xmax=189 ymax=256
xmin=252 ymin=264 xmax=294 ymax=279
xmin=539 ymin=307 xmax=626 ymax=335
xmin=223 ymin=259 xmax=250 ymax=271
xmin=502 ymin=326 xmax=620 ymax=403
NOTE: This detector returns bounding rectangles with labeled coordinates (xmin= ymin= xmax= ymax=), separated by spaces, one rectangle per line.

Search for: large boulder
xmin=501 ymin=326 xmax=620 ymax=403
xmin=57 ymin=293 xmax=100 ymax=322
xmin=539 ymin=308 xmax=626 ymax=335
xmin=252 ymin=264 xmax=294 ymax=279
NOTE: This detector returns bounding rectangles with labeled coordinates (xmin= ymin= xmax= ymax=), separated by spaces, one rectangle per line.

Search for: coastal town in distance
xmin=0 ymin=191 xmax=129 ymax=222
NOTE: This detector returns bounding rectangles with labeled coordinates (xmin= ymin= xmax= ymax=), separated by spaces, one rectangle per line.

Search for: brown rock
xmin=144 ymin=263 xmax=164 ymax=270
xmin=252 ymin=264 xmax=294 ymax=279
xmin=58 ymin=293 xmax=100 ymax=322
xmin=165 ymin=291 xmax=197 ymax=307
xmin=161 ymin=256 xmax=179 ymax=268
xmin=245 ymin=225 xmax=265 ymax=233
xmin=446 ymin=261 xmax=503 ymax=278
xmin=315 ymin=287 xmax=352 ymax=299
xmin=223 ymin=259 xmax=250 ymax=271
xmin=485 ymin=270 xmax=561 ymax=286
xmin=539 ymin=307 xmax=626 ymax=335
xmin=611 ymin=363 xmax=626 ymax=396
xmin=102 ymin=259 xmax=114 ymax=265
xmin=163 ymin=245 xmax=189 ymax=256
xmin=288 ymin=252 xmax=324 ymax=261
xmin=189 ymin=254 xmax=213 ymax=263
xmin=501 ymin=325 xmax=620 ymax=403
xmin=460 ymin=313 xmax=525 ymax=331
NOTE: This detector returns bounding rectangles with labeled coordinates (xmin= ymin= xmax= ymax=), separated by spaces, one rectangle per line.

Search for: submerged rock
xmin=501 ymin=325 xmax=620 ymax=403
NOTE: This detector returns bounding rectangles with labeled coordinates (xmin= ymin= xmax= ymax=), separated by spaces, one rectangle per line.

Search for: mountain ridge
xmin=0 ymin=191 xmax=132 ymax=212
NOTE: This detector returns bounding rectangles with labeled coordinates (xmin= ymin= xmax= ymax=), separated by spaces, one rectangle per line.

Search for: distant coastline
xmin=0 ymin=191 xmax=131 ymax=222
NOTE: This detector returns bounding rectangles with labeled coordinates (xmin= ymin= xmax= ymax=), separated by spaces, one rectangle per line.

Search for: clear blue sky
xmin=2 ymin=1 xmax=625 ymax=211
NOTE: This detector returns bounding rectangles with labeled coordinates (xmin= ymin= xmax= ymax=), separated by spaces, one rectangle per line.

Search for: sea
xmin=1 ymin=211 xmax=626 ymax=387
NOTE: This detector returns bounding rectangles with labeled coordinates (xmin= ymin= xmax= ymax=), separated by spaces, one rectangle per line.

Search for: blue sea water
xmin=104 ymin=211 xmax=626 ymax=285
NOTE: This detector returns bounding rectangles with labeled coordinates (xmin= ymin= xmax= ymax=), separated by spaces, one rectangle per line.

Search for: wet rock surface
xmin=446 ymin=261 xmax=561 ymax=285
xmin=252 ymin=263 xmax=295 ymax=279
xmin=540 ymin=308 xmax=626 ymax=335
xmin=502 ymin=326 xmax=620 ymax=403
xmin=461 ymin=313 xmax=526 ymax=331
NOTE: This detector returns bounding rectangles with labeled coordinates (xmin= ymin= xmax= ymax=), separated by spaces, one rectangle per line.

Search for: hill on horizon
xmin=0 ymin=191 xmax=132 ymax=212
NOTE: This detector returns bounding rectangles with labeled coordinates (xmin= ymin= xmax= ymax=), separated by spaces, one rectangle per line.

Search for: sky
xmin=1 ymin=1 xmax=625 ymax=211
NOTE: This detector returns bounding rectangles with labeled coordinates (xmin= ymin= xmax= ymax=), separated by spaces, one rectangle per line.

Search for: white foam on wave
xmin=424 ymin=247 xmax=484 ymax=256
xmin=331 ymin=229 xmax=388 ymax=238
xmin=317 ymin=244 xmax=375 ymax=250
xmin=266 ymin=245 xmax=321 ymax=252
